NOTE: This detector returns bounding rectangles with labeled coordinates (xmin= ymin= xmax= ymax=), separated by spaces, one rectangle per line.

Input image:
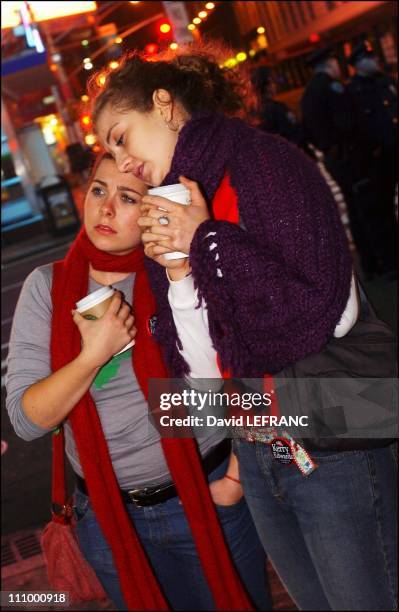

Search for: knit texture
xmin=51 ymin=229 xmax=253 ymax=610
xmin=145 ymin=113 xmax=352 ymax=377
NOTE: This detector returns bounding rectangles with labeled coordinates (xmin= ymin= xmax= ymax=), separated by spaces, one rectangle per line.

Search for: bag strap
xmin=51 ymin=426 xmax=72 ymax=525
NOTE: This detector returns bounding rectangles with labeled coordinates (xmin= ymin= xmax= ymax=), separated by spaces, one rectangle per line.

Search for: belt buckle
xmin=127 ymin=488 xmax=146 ymax=507
xmin=127 ymin=487 xmax=162 ymax=507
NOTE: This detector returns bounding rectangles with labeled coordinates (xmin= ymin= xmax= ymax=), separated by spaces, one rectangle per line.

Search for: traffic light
xmin=144 ymin=43 xmax=159 ymax=56
xmin=309 ymin=33 xmax=320 ymax=44
xmin=156 ymin=20 xmax=172 ymax=45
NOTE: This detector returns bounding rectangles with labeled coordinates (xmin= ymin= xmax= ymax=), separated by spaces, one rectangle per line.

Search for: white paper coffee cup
xmin=76 ymin=286 xmax=135 ymax=355
xmin=148 ymin=183 xmax=190 ymax=260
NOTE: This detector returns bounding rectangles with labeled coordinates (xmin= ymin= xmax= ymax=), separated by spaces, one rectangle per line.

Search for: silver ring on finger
xmin=158 ymin=215 xmax=170 ymax=226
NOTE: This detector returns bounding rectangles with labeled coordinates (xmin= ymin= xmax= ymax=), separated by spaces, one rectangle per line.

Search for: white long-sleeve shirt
xmin=169 ymin=269 xmax=359 ymax=374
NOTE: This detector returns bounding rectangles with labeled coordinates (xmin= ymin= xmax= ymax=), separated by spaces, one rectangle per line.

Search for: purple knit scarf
xmin=145 ymin=113 xmax=352 ymax=377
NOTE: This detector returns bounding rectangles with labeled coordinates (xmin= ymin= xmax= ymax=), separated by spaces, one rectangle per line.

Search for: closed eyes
xmin=116 ymin=133 xmax=124 ymax=146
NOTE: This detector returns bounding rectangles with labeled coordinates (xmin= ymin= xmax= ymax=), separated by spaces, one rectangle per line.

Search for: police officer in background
xmin=250 ymin=66 xmax=303 ymax=145
xmin=301 ymin=46 xmax=353 ymax=164
xmin=347 ymin=41 xmax=398 ymax=276
xmin=301 ymin=46 xmax=382 ymax=279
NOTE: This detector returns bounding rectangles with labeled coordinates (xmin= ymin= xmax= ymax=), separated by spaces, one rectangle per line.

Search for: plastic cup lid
xmin=148 ymin=183 xmax=189 ymax=197
xmin=76 ymin=286 xmax=114 ymax=311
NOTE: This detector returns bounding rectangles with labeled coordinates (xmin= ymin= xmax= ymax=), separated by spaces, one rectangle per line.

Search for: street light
xmin=80 ymin=114 xmax=91 ymax=127
xmin=96 ymin=74 xmax=107 ymax=86
xmin=225 ymin=58 xmax=237 ymax=68
xmin=85 ymin=134 xmax=96 ymax=145
xmin=159 ymin=22 xmax=171 ymax=34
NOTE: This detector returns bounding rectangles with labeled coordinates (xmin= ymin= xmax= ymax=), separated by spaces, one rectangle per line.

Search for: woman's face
xmin=84 ymin=157 xmax=147 ymax=255
xmin=96 ymin=94 xmax=181 ymax=187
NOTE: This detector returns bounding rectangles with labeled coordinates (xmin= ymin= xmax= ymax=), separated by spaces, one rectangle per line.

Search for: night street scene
xmin=1 ymin=1 xmax=397 ymax=611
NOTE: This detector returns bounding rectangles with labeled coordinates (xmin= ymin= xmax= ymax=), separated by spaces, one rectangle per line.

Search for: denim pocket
xmin=308 ymin=449 xmax=364 ymax=463
xmin=73 ymin=488 xmax=92 ymax=524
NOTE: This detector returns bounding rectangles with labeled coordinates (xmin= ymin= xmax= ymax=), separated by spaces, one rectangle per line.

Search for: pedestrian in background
xmin=347 ymin=41 xmax=398 ymax=277
xmin=5 ymin=152 xmax=270 ymax=611
xmin=250 ymin=65 xmax=303 ymax=145
xmin=301 ymin=46 xmax=353 ymax=163
xmin=300 ymin=46 xmax=375 ymax=277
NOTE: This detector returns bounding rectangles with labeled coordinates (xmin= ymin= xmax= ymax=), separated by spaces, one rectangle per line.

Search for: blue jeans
xmin=73 ymin=457 xmax=271 ymax=610
xmin=233 ymin=438 xmax=398 ymax=611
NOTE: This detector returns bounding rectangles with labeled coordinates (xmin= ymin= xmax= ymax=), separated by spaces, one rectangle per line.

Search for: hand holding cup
xmin=72 ymin=291 xmax=136 ymax=369
xmin=138 ymin=176 xmax=210 ymax=270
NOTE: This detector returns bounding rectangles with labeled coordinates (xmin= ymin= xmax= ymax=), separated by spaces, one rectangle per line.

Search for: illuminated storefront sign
xmin=1 ymin=2 xmax=97 ymax=29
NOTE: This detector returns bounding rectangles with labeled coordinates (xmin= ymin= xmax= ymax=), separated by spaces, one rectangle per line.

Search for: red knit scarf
xmin=51 ymin=227 xmax=253 ymax=610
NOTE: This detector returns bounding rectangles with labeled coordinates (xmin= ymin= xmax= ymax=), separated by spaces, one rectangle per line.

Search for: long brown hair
xmin=88 ymin=39 xmax=256 ymax=126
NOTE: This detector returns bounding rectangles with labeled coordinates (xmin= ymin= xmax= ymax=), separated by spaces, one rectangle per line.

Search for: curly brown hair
xmin=88 ymin=39 xmax=255 ymax=128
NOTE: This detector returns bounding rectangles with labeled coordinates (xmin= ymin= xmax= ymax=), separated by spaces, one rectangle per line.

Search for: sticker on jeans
xmin=270 ymin=438 xmax=293 ymax=465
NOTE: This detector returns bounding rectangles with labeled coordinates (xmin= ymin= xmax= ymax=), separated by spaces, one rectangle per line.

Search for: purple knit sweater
xmin=145 ymin=113 xmax=352 ymax=377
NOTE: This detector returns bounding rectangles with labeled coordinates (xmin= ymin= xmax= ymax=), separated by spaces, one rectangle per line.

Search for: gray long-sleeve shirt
xmin=5 ymin=264 xmax=224 ymax=489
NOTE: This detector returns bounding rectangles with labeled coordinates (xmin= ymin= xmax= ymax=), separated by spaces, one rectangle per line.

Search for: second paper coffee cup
xmin=148 ymin=183 xmax=190 ymax=260
xmin=76 ymin=286 xmax=135 ymax=355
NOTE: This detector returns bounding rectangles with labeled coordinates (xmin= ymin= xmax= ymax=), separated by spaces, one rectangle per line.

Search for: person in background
xmin=250 ymin=65 xmax=302 ymax=145
xmin=347 ymin=41 xmax=398 ymax=277
xmin=300 ymin=46 xmax=376 ymax=278
xmin=301 ymin=46 xmax=352 ymax=160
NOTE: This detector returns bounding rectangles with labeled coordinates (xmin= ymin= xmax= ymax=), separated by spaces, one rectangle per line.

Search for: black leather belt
xmin=75 ymin=438 xmax=231 ymax=508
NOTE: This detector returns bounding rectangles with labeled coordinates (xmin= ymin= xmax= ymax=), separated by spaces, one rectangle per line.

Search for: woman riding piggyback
xmin=89 ymin=42 xmax=351 ymax=378
xmin=89 ymin=40 xmax=397 ymax=612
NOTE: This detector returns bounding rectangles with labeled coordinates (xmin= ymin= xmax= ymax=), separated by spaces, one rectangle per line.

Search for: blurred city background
xmin=1 ymin=1 xmax=397 ymax=609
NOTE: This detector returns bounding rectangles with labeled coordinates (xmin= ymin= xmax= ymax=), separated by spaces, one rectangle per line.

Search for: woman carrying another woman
xmin=5 ymin=152 xmax=270 ymax=611
xmin=90 ymin=41 xmax=398 ymax=611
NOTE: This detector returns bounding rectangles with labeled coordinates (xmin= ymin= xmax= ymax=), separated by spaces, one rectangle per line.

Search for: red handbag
xmin=40 ymin=428 xmax=108 ymax=603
